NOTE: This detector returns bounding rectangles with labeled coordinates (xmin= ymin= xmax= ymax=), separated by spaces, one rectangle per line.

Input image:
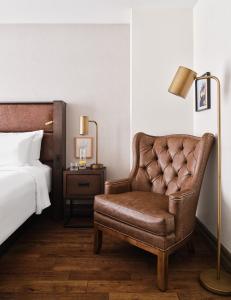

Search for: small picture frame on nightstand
xmin=75 ymin=137 xmax=93 ymax=159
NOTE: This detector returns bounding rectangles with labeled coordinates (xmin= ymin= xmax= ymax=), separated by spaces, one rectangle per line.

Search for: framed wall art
xmin=195 ymin=72 xmax=211 ymax=112
xmin=75 ymin=137 xmax=93 ymax=159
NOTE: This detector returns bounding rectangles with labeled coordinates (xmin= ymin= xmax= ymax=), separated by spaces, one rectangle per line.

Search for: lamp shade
xmin=168 ymin=66 xmax=197 ymax=98
xmin=80 ymin=116 xmax=89 ymax=135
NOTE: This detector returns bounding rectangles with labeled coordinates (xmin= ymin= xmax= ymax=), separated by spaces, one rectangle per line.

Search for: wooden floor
xmin=0 ymin=215 xmax=230 ymax=300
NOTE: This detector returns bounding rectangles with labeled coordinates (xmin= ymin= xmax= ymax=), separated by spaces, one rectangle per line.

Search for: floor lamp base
xmin=200 ymin=268 xmax=231 ymax=295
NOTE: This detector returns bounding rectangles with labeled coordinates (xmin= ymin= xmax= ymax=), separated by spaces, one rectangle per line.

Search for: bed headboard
xmin=0 ymin=101 xmax=66 ymax=219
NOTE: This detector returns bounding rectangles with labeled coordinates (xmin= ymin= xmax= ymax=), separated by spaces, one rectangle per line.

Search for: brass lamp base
xmin=200 ymin=269 xmax=231 ymax=295
xmin=91 ymin=163 xmax=104 ymax=169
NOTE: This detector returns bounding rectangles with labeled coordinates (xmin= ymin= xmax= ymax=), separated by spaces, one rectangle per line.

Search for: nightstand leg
xmin=64 ymin=199 xmax=72 ymax=227
xmin=94 ymin=227 xmax=102 ymax=254
xmin=69 ymin=199 xmax=73 ymax=222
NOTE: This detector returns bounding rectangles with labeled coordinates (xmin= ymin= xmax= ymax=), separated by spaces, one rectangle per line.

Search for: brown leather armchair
xmin=94 ymin=132 xmax=214 ymax=291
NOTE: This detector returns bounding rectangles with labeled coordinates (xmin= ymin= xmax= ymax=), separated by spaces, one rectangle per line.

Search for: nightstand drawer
xmin=66 ymin=174 xmax=101 ymax=196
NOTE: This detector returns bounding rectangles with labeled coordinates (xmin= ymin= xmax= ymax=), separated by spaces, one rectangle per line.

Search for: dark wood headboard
xmin=0 ymin=101 xmax=66 ymax=219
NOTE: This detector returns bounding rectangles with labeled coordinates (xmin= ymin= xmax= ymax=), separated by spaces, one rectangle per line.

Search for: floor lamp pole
xmin=199 ymin=75 xmax=231 ymax=295
xmin=216 ymin=76 xmax=222 ymax=280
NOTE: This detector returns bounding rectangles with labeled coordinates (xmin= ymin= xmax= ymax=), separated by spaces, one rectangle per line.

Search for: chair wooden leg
xmin=157 ymin=250 xmax=168 ymax=292
xmin=94 ymin=227 xmax=102 ymax=254
xmin=186 ymin=239 xmax=195 ymax=254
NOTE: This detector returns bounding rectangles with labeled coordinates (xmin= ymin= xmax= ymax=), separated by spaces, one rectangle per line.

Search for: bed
xmin=0 ymin=101 xmax=66 ymax=245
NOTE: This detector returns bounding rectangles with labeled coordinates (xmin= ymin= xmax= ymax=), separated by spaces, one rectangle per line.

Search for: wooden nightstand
xmin=63 ymin=167 xmax=106 ymax=227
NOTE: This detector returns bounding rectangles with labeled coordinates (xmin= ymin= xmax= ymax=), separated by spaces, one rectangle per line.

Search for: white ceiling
xmin=0 ymin=0 xmax=198 ymax=23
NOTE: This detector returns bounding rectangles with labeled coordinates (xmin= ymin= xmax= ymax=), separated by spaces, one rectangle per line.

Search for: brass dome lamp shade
xmin=80 ymin=116 xmax=103 ymax=169
xmin=169 ymin=66 xmax=231 ymax=295
xmin=168 ymin=66 xmax=197 ymax=98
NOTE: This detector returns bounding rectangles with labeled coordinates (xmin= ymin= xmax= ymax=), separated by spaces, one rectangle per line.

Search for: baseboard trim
xmin=196 ymin=218 xmax=231 ymax=273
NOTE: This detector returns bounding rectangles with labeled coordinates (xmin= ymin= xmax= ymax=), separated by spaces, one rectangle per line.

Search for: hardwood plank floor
xmin=0 ymin=215 xmax=230 ymax=300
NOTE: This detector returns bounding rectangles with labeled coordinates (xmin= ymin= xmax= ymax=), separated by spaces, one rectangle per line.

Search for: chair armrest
xmin=168 ymin=189 xmax=197 ymax=241
xmin=169 ymin=190 xmax=196 ymax=213
xmin=105 ymin=178 xmax=131 ymax=194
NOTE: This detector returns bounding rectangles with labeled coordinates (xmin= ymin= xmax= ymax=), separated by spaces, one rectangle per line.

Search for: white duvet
xmin=0 ymin=164 xmax=51 ymax=245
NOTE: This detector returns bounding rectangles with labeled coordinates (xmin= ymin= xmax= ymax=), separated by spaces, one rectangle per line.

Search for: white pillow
xmin=30 ymin=130 xmax=44 ymax=162
xmin=0 ymin=132 xmax=36 ymax=167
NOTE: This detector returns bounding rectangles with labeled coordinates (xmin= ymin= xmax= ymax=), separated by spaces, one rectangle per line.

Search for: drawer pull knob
xmin=78 ymin=182 xmax=90 ymax=187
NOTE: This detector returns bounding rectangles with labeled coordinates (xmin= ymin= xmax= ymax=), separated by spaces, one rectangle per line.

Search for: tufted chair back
xmin=130 ymin=132 xmax=214 ymax=196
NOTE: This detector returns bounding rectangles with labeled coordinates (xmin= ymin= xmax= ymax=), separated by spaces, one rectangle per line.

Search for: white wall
xmin=0 ymin=0 xmax=197 ymax=24
xmin=194 ymin=0 xmax=231 ymax=252
xmin=131 ymin=8 xmax=193 ymax=137
xmin=0 ymin=24 xmax=130 ymax=179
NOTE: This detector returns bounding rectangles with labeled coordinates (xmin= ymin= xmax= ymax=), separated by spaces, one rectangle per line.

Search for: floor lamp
xmin=168 ymin=66 xmax=231 ymax=295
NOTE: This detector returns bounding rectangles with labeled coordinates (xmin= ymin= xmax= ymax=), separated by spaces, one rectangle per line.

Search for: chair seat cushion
xmin=94 ymin=191 xmax=175 ymax=236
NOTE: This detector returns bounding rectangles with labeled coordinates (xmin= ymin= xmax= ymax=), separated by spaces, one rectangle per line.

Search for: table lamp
xmin=80 ymin=116 xmax=103 ymax=169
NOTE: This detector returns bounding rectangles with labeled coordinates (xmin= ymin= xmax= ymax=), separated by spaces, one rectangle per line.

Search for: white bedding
xmin=0 ymin=163 xmax=51 ymax=245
